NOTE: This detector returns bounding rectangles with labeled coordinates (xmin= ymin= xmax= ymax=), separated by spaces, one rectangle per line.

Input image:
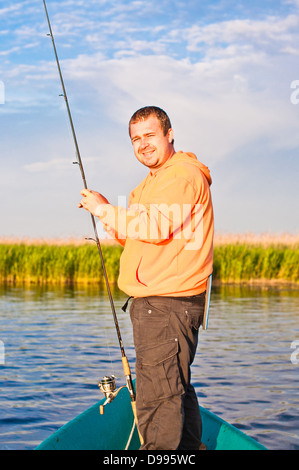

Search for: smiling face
xmin=130 ymin=115 xmax=175 ymax=174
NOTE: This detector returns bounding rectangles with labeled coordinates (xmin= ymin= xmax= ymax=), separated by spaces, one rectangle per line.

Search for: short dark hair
xmin=129 ymin=106 xmax=172 ymax=137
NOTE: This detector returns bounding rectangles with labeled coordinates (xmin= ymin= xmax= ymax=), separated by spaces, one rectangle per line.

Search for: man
xmin=79 ymin=106 xmax=214 ymax=450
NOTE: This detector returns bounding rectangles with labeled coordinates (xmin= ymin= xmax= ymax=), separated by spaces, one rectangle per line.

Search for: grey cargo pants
xmin=129 ymin=292 xmax=205 ymax=450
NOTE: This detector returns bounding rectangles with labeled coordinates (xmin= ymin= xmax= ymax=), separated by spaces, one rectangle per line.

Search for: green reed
xmin=212 ymin=244 xmax=299 ymax=283
xmin=0 ymin=243 xmax=123 ymax=285
xmin=0 ymin=242 xmax=298 ymax=285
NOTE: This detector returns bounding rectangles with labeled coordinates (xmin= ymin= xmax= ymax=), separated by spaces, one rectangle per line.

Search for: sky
xmin=0 ymin=0 xmax=299 ymax=239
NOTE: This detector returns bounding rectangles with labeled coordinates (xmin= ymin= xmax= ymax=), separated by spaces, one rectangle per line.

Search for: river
xmin=0 ymin=283 xmax=298 ymax=450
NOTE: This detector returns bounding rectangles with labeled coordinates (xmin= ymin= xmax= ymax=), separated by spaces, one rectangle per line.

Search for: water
xmin=0 ymin=283 xmax=298 ymax=450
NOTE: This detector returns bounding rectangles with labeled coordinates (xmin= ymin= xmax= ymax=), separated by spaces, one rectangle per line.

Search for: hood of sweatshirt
xmin=162 ymin=151 xmax=212 ymax=186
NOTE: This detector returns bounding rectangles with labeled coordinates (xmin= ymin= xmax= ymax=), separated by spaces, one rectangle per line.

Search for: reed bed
xmin=0 ymin=234 xmax=298 ymax=285
xmin=212 ymin=243 xmax=299 ymax=284
xmin=214 ymin=232 xmax=299 ymax=247
xmin=213 ymin=232 xmax=299 ymax=284
xmin=0 ymin=243 xmax=123 ymax=285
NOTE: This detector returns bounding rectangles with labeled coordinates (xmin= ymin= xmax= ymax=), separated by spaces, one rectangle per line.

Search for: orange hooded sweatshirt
xmin=96 ymin=151 xmax=214 ymax=297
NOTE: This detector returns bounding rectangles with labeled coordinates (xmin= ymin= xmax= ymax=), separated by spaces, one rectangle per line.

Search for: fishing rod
xmin=42 ymin=0 xmax=140 ymax=435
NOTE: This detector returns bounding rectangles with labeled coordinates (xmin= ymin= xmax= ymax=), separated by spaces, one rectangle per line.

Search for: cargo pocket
xmin=136 ymin=338 xmax=184 ymax=405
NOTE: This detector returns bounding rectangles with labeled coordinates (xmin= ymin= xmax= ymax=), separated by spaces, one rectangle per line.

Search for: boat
xmin=36 ymin=383 xmax=266 ymax=450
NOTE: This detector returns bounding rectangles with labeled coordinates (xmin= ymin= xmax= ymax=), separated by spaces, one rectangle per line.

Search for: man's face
xmin=130 ymin=115 xmax=174 ymax=173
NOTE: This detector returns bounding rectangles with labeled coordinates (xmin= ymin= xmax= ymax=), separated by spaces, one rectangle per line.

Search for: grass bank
xmin=0 ymin=235 xmax=298 ymax=285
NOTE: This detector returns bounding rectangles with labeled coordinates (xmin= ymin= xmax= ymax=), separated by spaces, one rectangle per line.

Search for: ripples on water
xmin=0 ymin=284 xmax=298 ymax=450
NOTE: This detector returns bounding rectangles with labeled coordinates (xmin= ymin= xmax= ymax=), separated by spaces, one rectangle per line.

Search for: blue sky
xmin=1 ymin=0 xmax=299 ymax=239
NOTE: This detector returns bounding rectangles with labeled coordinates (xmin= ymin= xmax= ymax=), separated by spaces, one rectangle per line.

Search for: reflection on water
xmin=0 ymin=283 xmax=298 ymax=450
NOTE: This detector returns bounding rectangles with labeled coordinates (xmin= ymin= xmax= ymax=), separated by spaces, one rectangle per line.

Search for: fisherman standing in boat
xmin=79 ymin=106 xmax=214 ymax=450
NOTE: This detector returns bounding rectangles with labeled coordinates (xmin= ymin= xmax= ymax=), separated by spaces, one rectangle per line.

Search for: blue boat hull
xmin=36 ymin=386 xmax=266 ymax=450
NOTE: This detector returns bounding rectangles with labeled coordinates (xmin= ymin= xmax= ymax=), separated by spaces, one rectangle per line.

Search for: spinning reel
xmin=98 ymin=375 xmax=125 ymax=414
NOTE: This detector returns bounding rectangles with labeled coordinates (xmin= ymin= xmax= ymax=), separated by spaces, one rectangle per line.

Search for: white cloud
xmin=3 ymin=8 xmax=299 ymax=163
xmin=284 ymin=0 xmax=299 ymax=8
xmin=24 ymin=157 xmax=97 ymax=173
xmin=55 ymin=47 xmax=299 ymax=165
xmin=176 ymin=14 xmax=299 ymax=56
xmin=0 ymin=46 xmax=21 ymax=56
xmin=1 ymin=2 xmax=299 ymax=236
xmin=0 ymin=3 xmax=22 ymax=17
xmin=24 ymin=158 xmax=72 ymax=173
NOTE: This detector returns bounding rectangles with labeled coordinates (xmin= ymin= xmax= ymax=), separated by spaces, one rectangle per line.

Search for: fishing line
xmin=42 ymin=0 xmax=141 ymax=443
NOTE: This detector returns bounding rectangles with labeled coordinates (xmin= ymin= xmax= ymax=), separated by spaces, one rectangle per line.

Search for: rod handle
xmin=131 ymin=397 xmax=143 ymax=446
xmin=122 ymin=356 xmax=131 ymax=376
xmin=121 ymin=356 xmax=144 ymax=445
